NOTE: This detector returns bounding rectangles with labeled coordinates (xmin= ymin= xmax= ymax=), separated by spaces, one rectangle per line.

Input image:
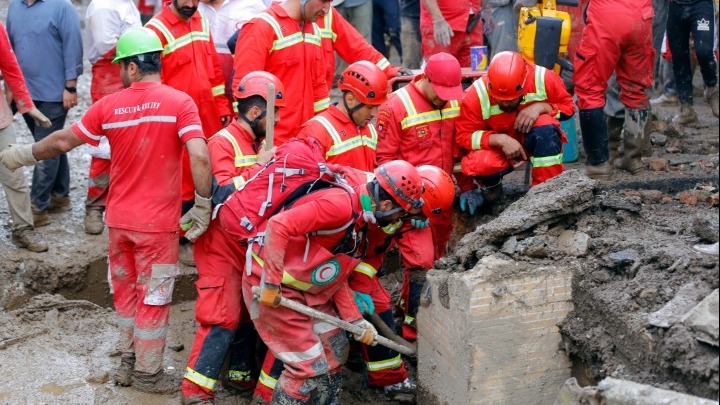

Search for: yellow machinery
xmin=517 ymin=0 xmax=578 ymax=73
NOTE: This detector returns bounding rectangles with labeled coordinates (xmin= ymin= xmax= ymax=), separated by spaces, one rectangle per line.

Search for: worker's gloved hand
xmin=258 ymin=283 xmax=281 ymax=307
xmin=352 ymin=319 xmax=378 ymax=346
xmin=27 ymin=107 xmax=52 ymax=128
xmin=0 ymin=144 xmax=37 ymax=171
xmin=410 ymin=217 xmax=430 ymax=229
xmin=353 ymin=291 xmax=375 ymax=315
xmin=397 ymin=67 xmax=414 ymax=76
xmin=432 ymin=18 xmax=453 ymax=47
xmin=459 ymin=189 xmax=484 ymax=215
xmin=179 ymin=192 xmax=212 ymax=241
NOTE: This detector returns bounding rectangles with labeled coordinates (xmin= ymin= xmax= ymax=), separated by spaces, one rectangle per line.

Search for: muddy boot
xmin=482 ymin=182 xmax=504 ymax=203
xmin=606 ymin=115 xmax=624 ymax=164
xmin=270 ymin=388 xmax=306 ymax=405
xmin=672 ymin=104 xmax=698 ymax=125
xmin=85 ymin=206 xmax=105 ymax=235
xmin=112 ymin=354 xmax=135 ymax=387
xmin=706 ymin=87 xmax=719 ymax=117
xmin=584 ymin=162 xmax=612 ymax=180
xmin=579 ymin=107 xmax=612 ymax=180
xmin=11 ymin=227 xmax=48 ymax=252
xmin=133 ymin=369 xmax=181 ymax=395
xmin=616 ymin=108 xmax=649 ymax=174
xmin=180 ymin=395 xmax=214 ymax=405
xmin=384 ymin=378 xmax=416 ymax=395
xmin=48 ymin=193 xmax=70 ymax=212
xmin=649 ymin=92 xmax=679 ymax=106
xmin=32 ymin=205 xmax=50 ymax=228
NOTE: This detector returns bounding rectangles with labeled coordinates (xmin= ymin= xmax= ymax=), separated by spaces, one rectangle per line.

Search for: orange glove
xmin=258 ymin=283 xmax=281 ymax=307
xmin=352 ymin=319 xmax=377 ymax=346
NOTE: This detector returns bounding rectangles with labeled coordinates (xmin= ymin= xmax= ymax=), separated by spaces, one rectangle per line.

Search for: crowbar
xmin=251 ymin=286 xmax=416 ymax=356
xmin=265 ymin=82 xmax=275 ymax=150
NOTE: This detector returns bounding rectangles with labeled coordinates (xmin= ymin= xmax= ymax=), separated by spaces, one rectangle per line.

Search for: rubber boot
xmin=616 ymin=108 xmax=649 ymax=174
xmin=84 ymin=206 xmax=105 ymax=235
xmin=270 ymin=387 xmax=307 ymax=405
xmin=672 ymin=104 xmax=698 ymax=125
xmin=579 ymin=107 xmax=612 ymax=179
xmin=606 ymin=116 xmax=624 ymax=164
xmin=133 ymin=369 xmax=181 ymax=395
xmin=113 ymin=354 xmax=135 ymax=387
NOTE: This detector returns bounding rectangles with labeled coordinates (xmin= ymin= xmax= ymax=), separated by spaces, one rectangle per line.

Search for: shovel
xmin=264 ymin=83 xmax=275 ymax=150
xmin=251 ymin=286 xmax=416 ymax=356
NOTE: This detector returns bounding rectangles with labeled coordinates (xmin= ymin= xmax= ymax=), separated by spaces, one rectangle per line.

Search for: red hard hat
xmin=236 ymin=71 xmax=286 ymax=107
xmin=374 ymin=160 xmax=424 ymax=211
xmin=339 ymin=60 xmax=388 ymax=105
xmin=417 ymin=165 xmax=455 ymax=218
xmin=486 ymin=51 xmax=528 ymax=101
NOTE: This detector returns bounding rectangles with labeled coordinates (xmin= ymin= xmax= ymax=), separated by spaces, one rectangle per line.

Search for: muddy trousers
xmin=86 ymin=157 xmax=110 ymax=209
xmin=109 ymin=228 xmax=178 ymax=375
xmin=181 ymin=221 xmax=257 ymax=400
xmin=243 ymin=279 xmax=349 ymax=403
xmin=361 ymin=309 xmax=409 ymax=387
xmin=461 ymin=123 xmax=565 ymax=187
xmin=0 ymin=124 xmax=33 ymax=230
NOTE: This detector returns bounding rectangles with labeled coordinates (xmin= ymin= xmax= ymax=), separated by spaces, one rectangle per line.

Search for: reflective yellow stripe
xmin=232 ymin=101 xmax=238 ymax=114
xmin=471 ymin=130 xmax=485 ymax=150
xmin=404 ymin=315 xmax=414 ymax=325
xmin=232 ymin=175 xmax=247 ymax=189
xmin=314 ymin=97 xmax=330 ymax=112
xmin=145 ymin=18 xmax=174 ymax=45
xmin=311 ymin=116 xmax=343 ymax=144
xmin=281 ymin=271 xmax=313 ymax=291
xmin=401 ymin=110 xmax=442 ymax=130
xmin=473 ymin=79 xmax=503 ymax=120
xmin=184 ymin=367 xmax=217 ymax=390
xmin=353 ymin=261 xmax=377 ymax=278
xmin=398 ymin=89 xmax=460 ymax=130
xmin=257 ymin=13 xmax=322 ymax=51
xmin=252 ymin=251 xmax=264 ymax=266
xmin=212 ymin=84 xmax=225 ymax=97
xmin=453 ymin=162 xmax=462 ymax=173
xmin=530 ymin=152 xmax=563 ymax=168
xmin=376 ymin=57 xmax=390 ymax=70
xmin=523 ymin=66 xmax=548 ymax=103
xmin=227 ymin=369 xmax=252 ymax=382
xmin=258 ymin=370 xmax=277 ymax=390
xmin=214 ymin=129 xmax=257 ymax=168
xmin=442 ymin=100 xmax=460 ymax=118
xmin=320 ymin=12 xmax=335 ymax=40
xmin=366 ymin=354 xmax=403 ymax=372
xmin=147 ymin=16 xmax=211 ymax=56
xmin=396 ymin=87 xmax=417 ymax=116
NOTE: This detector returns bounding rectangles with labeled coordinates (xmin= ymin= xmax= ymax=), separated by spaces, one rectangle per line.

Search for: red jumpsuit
xmin=181 ymin=121 xmax=265 ymax=401
xmin=232 ymin=3 xmax=329 ymax=146
xmin=296 ymin=104 xmax=378 ymax=171
xmin=318 ymin=7 xmax=400 ymax=89
xmin=145 ymin=6 xmax=232 ymax=202
xmin=420 ymin=0 xmax=483 ymax=67
xmin=456 ymin=64 xmax=575 ymax=186
xmin=573 ymin=0 xmax=654 ymax=110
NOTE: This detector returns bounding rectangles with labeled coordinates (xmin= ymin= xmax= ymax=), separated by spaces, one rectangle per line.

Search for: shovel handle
xmin=264 ymin=83 xmax=275 ymax=150
xmin=251 ymin=286 xmax=416 ymax=356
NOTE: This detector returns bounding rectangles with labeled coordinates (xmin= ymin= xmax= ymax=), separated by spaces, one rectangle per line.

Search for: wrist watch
xmin=64 ymin=86 xmax=77 ymax=94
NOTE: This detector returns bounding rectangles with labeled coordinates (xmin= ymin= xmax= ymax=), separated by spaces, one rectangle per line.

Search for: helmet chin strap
xmin=367 ymin=180 xmax=403 ymax=220
xmin=300 ymin=0 xmax=309 ymax=22
xmin=239 ymin=108 xmax=266 ymax=136
xmin=342 ymin=92 xmax=365 ymax=126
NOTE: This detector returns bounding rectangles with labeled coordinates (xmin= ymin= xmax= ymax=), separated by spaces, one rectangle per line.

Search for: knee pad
xmin=525 ymin=124 xmax=562 ymax=157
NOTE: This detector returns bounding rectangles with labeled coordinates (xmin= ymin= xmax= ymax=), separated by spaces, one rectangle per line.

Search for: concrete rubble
xmin=555 ymin=377 xmax=719 ymax=405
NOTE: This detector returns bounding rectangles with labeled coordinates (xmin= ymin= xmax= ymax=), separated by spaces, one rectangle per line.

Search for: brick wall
xmin=418 ymin=255 xmax=575 ymax=405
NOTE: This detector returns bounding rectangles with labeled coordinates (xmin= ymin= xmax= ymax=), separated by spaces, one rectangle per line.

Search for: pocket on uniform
xmin=144 ymin=264 xmax=179 ymax=306
xmin=194 ymin=276 xmax=227 ymax=325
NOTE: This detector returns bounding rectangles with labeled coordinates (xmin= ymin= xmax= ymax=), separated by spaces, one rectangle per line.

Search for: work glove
xmin=27 ymin=107 xmax=52 ymax=128
xmin=352 ymin=319 xmax=378 ymax=346
xmin=0 ymin=144 xmax=37 ymax=171
xmin=410 ymin=217 xmax=430 ymax=229
xmin=432 ymin=18 xmax=453 ymax=47
xmin=179 ymin=192 xmax=212 ymax=241
xmin=258 ymin=283 xmax=281 ymax=307
xmin=353 ymin=291 xmax=375 ymax=315
xmin=397 ymin=67 xmax=414 ymax=76
xmin=459 ymin=189 xmax=484 ymax=215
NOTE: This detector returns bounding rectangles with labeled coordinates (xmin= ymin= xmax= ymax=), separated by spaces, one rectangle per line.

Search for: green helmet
xmin=112 ymin=27 xmax=164 ymax=63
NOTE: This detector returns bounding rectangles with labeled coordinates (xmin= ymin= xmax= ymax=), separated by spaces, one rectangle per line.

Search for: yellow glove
xmin=179 ymin=192 xmax=212 ymax=241
xmin=258 ymin=283 xmax=281 ymax=307
xmin=27 ymin=108 xmax=52 ymax=128
xmin=0 ymin=144 xmax=37 ymax=171
xmin=352 ymin=319 xmax=378 ymax=346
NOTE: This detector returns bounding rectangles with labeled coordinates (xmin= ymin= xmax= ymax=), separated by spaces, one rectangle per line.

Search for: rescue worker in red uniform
xmin=573 ymin=0 xmax=654 ymax=179
xmin=317 ymin=6 xmax=410 ymax=88
xmin=231 ymin=0 xmax=332 ymax=146
xmin=456 ymin=51 xmax=575 ymax=203
xmin=244 ymin=160 xmax=425 ymax=404
xmin=0 ymin=28 xmax=213 ymax=394
xmin=297 ymin=60 xmax=387 ymax=171
xmin=375 ymin=52 xmax=465 ymax=341
xmin=420 ymin=0 xmax=483 ymax=67
xmin=180 ymin=72 xmax=284 ymax=405
xmin=83 ymin=0 xmax=141 ymax=235
xmin=145 ymin=0 xmax=233 ymax=231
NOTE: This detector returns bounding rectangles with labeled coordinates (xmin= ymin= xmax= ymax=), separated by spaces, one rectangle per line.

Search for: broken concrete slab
xmin=648 ymin=282 xmax=715 ymax=328
xmin=681 ymin=289 xmax=719 ymax=347
xmin=557 ymin=231 xmax=591 ymax=257
xmin=597 ymin=378 xmax=719 ymax=405
xmin=693 ymin=212 xmax=720 ymax=242
xmin=607 ymin=249 xmax=639 ymax=267
xmin=454 ymin=170 xmax=596 ymax=265
xmin=597 ymin=193 xmax=643 ymax=212
xmin=668 ymin=154 xmax=703 ymax=166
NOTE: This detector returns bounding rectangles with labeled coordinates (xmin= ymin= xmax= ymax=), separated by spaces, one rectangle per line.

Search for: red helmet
xmin=374 ymin=160 xmax=424 ymax=211
xmin=339 ymin=61 xmax=388 ymax=105
xmin=236 ymin=71 xmax=286 ymax=107
xmin=417 ymin=165 xmax=455 ymax=218
xmin=486 ymin=51 xmax=528 ymax=101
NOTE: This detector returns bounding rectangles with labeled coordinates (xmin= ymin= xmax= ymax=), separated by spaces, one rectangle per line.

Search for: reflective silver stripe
xmin=134 ymin=325 xmax=168 ymax=340
xmin=102 ymin=115 xmax=177 ymax=130
xmin=530 ymin=152 xmax=563 ymax=168
xmin=522 ymin=66 xmax=548 ymax=103
xmin=76 ymin=121 xmax=103 ymax=141
xmin=258 ymin=370 xmax=277 ymax=389
xmin=312 ymin=321 xmax=339 ymax=335
xmin=179 ymin=124 xmax=203 ymax=137
xmin=276 ymin=342 xmax=323 ymax=363
xmin=116 ymin=315 xmax=135 ymax=329
xmin=184 ymin=367 xmax=217 ymax=390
